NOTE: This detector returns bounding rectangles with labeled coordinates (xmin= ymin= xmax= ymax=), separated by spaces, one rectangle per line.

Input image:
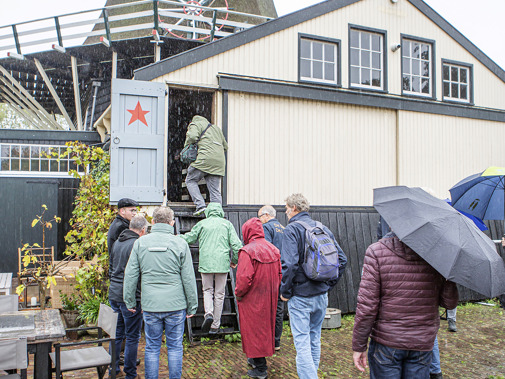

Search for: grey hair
xmin=152 ymin=206 xmax=175 ymax=224
xmin=130 ymin=215 xmax=149 ymax=232
xmin=285 ymin=193 xmax=310 ymax=212
xmin=259 ymin=205 xmax=276 ymax=218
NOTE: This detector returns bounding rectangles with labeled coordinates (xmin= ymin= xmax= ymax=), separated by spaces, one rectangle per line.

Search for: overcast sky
xmin=0 ymin=0 xmax=504 ymax=68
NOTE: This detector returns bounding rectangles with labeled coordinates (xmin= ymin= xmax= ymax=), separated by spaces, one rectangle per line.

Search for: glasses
xmin=258 ymin=213 xmax=268 ymax=218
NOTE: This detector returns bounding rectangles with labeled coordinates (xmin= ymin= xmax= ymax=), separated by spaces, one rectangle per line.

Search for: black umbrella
xmin=373 ymin=186 xmax=505 ymax=298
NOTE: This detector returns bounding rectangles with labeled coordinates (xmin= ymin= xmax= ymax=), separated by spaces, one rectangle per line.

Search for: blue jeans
xmin=143 ymin=309 xmax=186 ymax=379
xmin=287 ymin=293 xmax=327 ymax=379
xmin=368 ymin=339 xmax=432 ymax=379
xmin=430 ymin=336 xmax=441 ymax=374
xmin=109 ymin=300 xmax=142 ymax=379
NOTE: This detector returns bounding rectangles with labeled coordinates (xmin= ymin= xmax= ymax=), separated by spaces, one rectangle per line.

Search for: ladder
xmin=175 ymin=212 xmax=240 ymax=344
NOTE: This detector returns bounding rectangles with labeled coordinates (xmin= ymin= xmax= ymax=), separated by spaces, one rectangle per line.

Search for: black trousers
xmin=275 ymin=294 xmax=285 ymax=347
xmin=252 ymin=357 xmax=267 ymax=371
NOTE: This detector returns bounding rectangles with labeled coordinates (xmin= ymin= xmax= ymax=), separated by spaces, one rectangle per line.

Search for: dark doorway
xmin=167 ymin=88 xmax=214 ymax=203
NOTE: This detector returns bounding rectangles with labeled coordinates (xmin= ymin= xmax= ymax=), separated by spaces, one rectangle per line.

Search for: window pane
xmin=372 ymin=70 xmax=381 ymax=87
xmin=403 ymin=75 xmax=411 ymax=91
xmin=422 ymin=62 xmax=430 ymax=77
xmin=324 ymin=44 xmax=334 ymax=62
xmin=412 ymin=60 xmax=420 ymax=76
xmin=460 ymin=68 xmax=468 ymax=83
xmin=421 ymin=78 xmax=430 ymax=94
xmin=31 ymin=160 xmax=39 ymax=171
xmin=451 ymin=83 xmax=458 ymax=97
xmin=421 ymin=44 xmax=430 ymax=60
xmin=50 ymin=160 xmax=59 ymax=172
xmin=403 ymin=58 xmax=410 ymax=74
xmin=411 ymin=43 xmax=420 ymax=59
xmin=412 ymin=76 xmax=420 ymax=92
xmin=60 ymin=160 xmax=68 ymax=172
xmin=372 ymin=53 xmax=381 ymax=69
xmin=313 ymin=61 xmax=323 ymax=79
xmin=350 ymin=30 xmax=359 ymax=48
xmin=371 ymin=34 xmax=381 ymax=52
xmin=443 ymin=82 xmax=450 ymax=97
xmin=361 ymin=51 xmax=370 ymax=68
xmin=361 ymin=32 xmax=370 ymax=49
xmin=351 ymin=67 xmax=360 ymax=84
xmin=300 ymin=59 xmax=311 ymax=78
xmin=402 ymin=40 xmax=410 ymax=56
xmin=31 ymin=146 xmax=40 ymax=158
xmin=21 ymin=159 xmax=29 ymax=171
xmin=451 ymin=67 xmax=459 ymax=81
xmin=1 ymin=145 xmax=9 ymax=158
xmin=69 ymin=160 xmax=77 ymax=171
xmin=350 ymin=49 xmax=359 ymax=66
xmin=11 ymin=146 xmax=19 ymax=158
xmin=40 ymin=160 xmax=49 ymax=171
xmin=11 ymin=159 xmax=20 ymax=171
xmin=1 ymin=158 xmax=9 ymax=170
xmin=300 ymin=39 xmax=311 ymax=59
xmin=21 ymin=146 xmax=30 ymax=158
xmin=460 ymin=84 xmax=468 ymax=99
xmin=40 ymin=146 xmax=49 ymax=158
xmin=361 ymin=68 xmax=371 ymax=85
xmin=443 ymin=65 xmax=450 ymax=80
xmin=313 ymin=42 xmax=323 ymax=60
xmin=324 ymin=63 xmax=335 ymax=81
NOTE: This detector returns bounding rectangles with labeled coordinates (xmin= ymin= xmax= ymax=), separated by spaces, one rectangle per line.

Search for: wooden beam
xmin=0 ymin=82 xmax=50 ymax=129
xmin=4 ymin=101 xmax=43 ymax=130
xmin=34 ymin=58 xmax=76 ymax=130
xmin=0 ymin=88 xmax=48 ymax=129
xmin=71 ymin=56 xmax=83 ymax=130
xmin=0 ymin=65 xmax=63 ymax=130
xmin=112 ymin=51 xmax=117 ymax=79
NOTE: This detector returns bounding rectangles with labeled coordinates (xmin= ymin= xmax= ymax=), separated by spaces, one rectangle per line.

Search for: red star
xmin=127 ymin=101 xmax=150 ymax=126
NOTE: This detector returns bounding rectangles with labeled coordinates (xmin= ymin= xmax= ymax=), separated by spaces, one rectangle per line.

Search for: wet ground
xmin=24 ymin=302 xmax=505 ymax=378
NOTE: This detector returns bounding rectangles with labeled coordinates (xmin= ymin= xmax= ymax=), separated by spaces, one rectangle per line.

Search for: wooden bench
xmin=0 ymin=272 xmax=13 ymax=295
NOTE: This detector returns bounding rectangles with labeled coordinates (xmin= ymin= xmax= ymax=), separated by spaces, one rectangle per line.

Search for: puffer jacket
xmin=352 ymin=234 xmax=458 ymax=352
xmin=181 ymin=203 xmax=243 ymax=273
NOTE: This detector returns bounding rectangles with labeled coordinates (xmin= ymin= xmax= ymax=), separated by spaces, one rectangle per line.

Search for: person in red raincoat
xmin=235 ymin=217 xmax=282 ymax=379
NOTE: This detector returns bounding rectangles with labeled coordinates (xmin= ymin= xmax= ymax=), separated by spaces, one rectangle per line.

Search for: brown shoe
xmin=107 ymin=371 xmax=125 ymax=379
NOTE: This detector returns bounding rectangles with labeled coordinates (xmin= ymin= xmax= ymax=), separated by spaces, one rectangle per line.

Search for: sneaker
xmin=209 ymin=328 xmax=220 ymax=334
xmin=201 ymin=314 xmax=213 ymax=333
xmin=247 ymin=368 xmax=268 ymax=379
xmin=193 ymin=207 xmax=206 ymax=216
xmin=247 ymin=358 xmax=256 ymax=368
xmin=430 ymin=372 xmax=443 ymax=379
xmin=448 ymin=319 xmax=457 ymax=332
xmin=274 ymin=345 xmax=280 ymax=351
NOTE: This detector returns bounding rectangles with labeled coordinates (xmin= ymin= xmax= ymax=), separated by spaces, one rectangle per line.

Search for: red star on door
xmin=127 ymin=101 xmax=150 ymax=126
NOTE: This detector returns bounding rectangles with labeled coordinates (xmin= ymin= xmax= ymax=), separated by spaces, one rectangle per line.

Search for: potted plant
xmin=60 ymin=291 xmax=82 ymax=339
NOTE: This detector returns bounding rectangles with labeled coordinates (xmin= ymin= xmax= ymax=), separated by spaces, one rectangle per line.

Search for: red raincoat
xmin=235 ymin=218 xmax=282 ymax=358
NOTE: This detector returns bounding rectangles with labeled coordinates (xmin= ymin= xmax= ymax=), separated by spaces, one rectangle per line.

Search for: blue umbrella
xmin=445 ymin=199 xmax=488 ymax=231
xmin=450 ymin=167 xmax=505 ymax=220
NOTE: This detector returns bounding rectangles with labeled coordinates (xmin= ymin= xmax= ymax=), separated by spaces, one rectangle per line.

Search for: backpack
xmin=295 ymin=220 xmax=342 ymax=282
xmin=180 ymin=123 xmax=212 ymax=165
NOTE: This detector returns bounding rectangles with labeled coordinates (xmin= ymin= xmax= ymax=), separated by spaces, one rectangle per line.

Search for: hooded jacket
xmin=107 ymin=214 xmax=129 ymax=255
xmin=109 ymin=229 xmax=141 ymax=303
xmin=352 ymin=234 xmax=459 ymax=352
xmin=123 ymin=223 xmax=198 ymax=314
xmin=184 ymin=115 xmax=228 ymax=176
xmin=235 ymin=218 xmax=282 ymax=358
xmin=181 ymin=203 xmax=242 ymax=273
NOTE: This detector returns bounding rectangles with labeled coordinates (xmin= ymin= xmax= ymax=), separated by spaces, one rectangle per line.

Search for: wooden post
xmin=71 ymin=56 xmax=83 ymax=130
xmin=112 ymin=51 xmax=117 ymax=79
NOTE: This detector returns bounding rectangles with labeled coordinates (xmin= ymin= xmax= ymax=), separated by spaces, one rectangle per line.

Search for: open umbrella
xmin=449 ymin=166 xmax=505 ymax=220
xmin=374 ymin=186 xmax=505 ymax=298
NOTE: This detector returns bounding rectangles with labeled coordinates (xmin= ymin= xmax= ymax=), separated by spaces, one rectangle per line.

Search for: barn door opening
xmin=166 ymin=88 xmax=214 ymax=203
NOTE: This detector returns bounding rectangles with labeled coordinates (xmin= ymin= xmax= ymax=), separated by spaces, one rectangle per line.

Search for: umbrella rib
xmin=483 ymin=177 xmax=503 ymax=219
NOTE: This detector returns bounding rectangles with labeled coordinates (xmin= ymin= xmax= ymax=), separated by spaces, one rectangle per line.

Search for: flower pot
xmin=61 ymin=309 xmax=81 ymax=339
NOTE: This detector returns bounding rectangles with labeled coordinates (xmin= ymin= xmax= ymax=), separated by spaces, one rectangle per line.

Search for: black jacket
xmin=107 ymin=215 xmax=130 ymax=256
xmin=109 ymin=229 xmax=141 ymax=303
xmin=280 ymin=212 xmax=347 ymax=299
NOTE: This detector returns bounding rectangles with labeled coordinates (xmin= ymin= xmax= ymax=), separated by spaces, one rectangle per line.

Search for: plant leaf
xmin=31 ymin=219 xmax=38 ymax=227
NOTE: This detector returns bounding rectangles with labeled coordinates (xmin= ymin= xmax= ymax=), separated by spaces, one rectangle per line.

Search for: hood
xmin=118 ymin=228 xmax=140 ymax=242
xmin=379 ymin=235 xmax=420 ymax=261
xmin=191 ymin=115 xmax=210 ymax=128
xmin=205 ymin=202 xmax=224 ymax=218
xmin=242 ymin=218 xmax=265 ymax=244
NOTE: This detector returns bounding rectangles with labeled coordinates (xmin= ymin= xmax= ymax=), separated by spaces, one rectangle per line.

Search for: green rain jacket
xmin=183 ymin=115 xmax=228 ymax=176
xmin=181 ymin=203 xmax=242 ymax=273
xmin=123 ymin=223 xmax=198 ymax=314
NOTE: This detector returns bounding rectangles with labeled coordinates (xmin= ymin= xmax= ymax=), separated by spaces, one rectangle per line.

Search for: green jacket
xmin=181 ymin=203 xmax=242 ymax=273
xmin=123 ymin=223 xmax=198 ymax=314
xmin=184 ymin=115 xmax=228 ymax=176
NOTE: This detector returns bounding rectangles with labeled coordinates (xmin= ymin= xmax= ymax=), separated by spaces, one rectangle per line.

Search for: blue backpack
xmin=295 ymin=220 xmax=342 ymax=282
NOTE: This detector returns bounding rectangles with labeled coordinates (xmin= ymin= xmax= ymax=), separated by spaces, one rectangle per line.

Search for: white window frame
xmin=401 ymin=37 xmax=434 ymax=98
xmin=349 ymin=28 xmax=385 ymax=91
xmin=0 ymin=143 xmax=84 ymax=177
xmin=299 ymin=34 xmax=340 ymax=86
xmin=442 ymin=60 xmax=472 ymax=104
